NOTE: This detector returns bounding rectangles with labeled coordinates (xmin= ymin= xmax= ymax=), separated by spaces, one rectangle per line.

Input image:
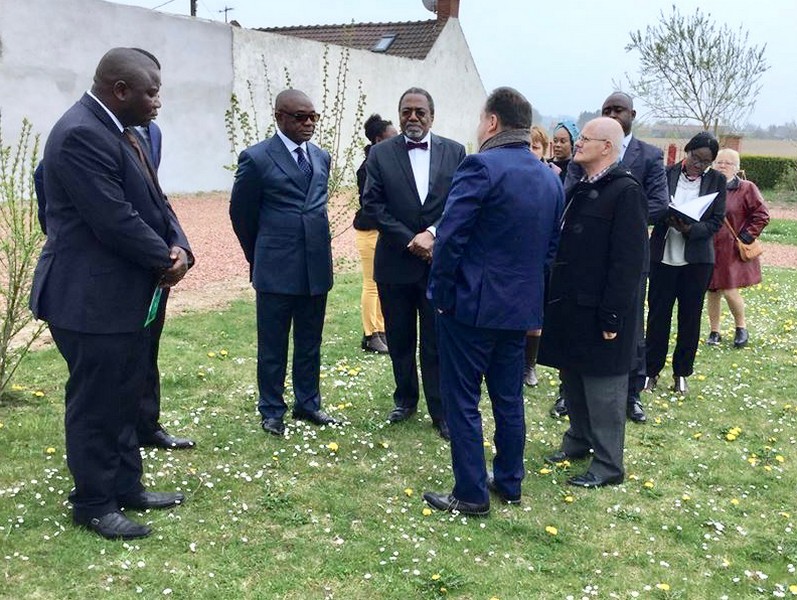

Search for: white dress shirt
xmin=662 ymin=173 xmax=701 ymax=266
xmin=276 ymin=128 xmax=310 ymax=165
xmin=87 ymin=90 xmax=123 ymax=133
xmin=620 ymin=132 xmax=633 ymax=161
xmin=405 ymin=133 xmax=431 ymax=205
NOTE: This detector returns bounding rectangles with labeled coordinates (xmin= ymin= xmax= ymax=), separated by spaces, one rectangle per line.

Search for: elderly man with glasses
xmin=539 ymin=117 xmax=648 ymax=488
xmin=230 ymin=89 xmax=339 ymax=437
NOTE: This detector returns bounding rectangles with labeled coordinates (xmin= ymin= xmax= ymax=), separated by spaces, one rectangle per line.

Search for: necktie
xmin=124 ymin=128 xmax=159 ymax=189
xmin=294 ymin=146 xmax=313 ymax=181
xmin=406 ymin=141 xmax=428 ymax=151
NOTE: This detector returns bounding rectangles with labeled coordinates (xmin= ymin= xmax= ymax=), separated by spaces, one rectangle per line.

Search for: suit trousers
xmin=645 ymin=262 xmax=713 ymax=378
xmin=560 ymin=370 xmax=627 ymax=480
xmin=354 ymin=229 xmax=384 ymax=336
xmin=256 ymin=291 xmax=327 ymax=420
xmin=438 ymin=315 xmax=526 ymax=504
xmin=137 ymin=288 xmax=169 ymax=438
xmin=50 ymin=325 xmax=148 ymax=521
xmin=378 ymin=277 xmax=442 ymax=421
xmin=626 ymin=275 xmax=647 ymax=402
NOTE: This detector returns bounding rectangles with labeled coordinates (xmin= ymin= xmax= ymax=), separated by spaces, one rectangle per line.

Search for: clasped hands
xmin=666 ymin=214 xmax=692 ymax=235
xmin=407 ymin=230 xmax=434 ymax=263
xmin=160 ymin=246 xmax=189 ymax=288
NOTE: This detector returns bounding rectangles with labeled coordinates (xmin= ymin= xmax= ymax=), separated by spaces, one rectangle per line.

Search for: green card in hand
xmin=145 ymin=286 xmax=163 ymax=327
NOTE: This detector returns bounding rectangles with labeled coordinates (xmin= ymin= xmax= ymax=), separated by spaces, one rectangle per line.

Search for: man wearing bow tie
xmin=362 ymin=87 xmax=466 ymax=440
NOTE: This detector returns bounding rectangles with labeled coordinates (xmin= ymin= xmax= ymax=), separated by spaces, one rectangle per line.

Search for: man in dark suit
xmin=35 ymin=120 xmax=195 ymax=451
xmin=423 ymin=88 xmax=563 ymax=516
xmin=362 ymin=87 xmax=465 ymax=440
xmin=553 ymin=91 xmax=669 ymax=423
xmin=29 ymin=48 xmax=192 ymax=539
xmin=230 ymin=89 xmax=338 ymax=437
xmin=540 ymin=117 xmax=648 ymax=488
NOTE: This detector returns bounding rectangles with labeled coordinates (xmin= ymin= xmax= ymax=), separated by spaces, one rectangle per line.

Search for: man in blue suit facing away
xmin=29 ymin=48 xmax=192 ymax=539
xmin=423 ymin=87 xmax=564 ymax=516
xmin=230 ymin=89 xmax=338 ymax=437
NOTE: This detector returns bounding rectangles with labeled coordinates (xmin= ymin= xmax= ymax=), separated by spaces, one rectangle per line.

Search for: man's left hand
xmin=160 ymin=246 xmax=189 ymax=287
xmin=407 ymin=231 xmax=434 ymax=262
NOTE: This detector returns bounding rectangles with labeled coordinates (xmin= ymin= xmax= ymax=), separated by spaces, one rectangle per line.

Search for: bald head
xmin=574 ymin=117 xmax=624 ymax=175
xmin=274 ymin=89 xmax=318 ymax=144
xmin=91 ymin=47 xmax=161 ymax=127
xmin=601 ymin=92 xmax=636 ymax=135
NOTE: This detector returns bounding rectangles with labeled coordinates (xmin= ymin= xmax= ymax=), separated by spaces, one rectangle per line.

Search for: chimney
xmin=436 ymin=0 xmax=460 ymax=23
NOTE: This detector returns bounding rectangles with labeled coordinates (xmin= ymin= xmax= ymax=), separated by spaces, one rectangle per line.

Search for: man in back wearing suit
xmin=29 ymin=48 xmax=192 ymax=539
xmin=230 ymin=89 xmax=338 ymax=437
xmin=423 ymin=88 xmax=563 ymax=515
xmin=33 ymin=118 xmax=194 ymax=451
xmin=551 ymin=91 xmax=669 ymax=424
xmin=362 ymin=88 xmax=466 ymax=441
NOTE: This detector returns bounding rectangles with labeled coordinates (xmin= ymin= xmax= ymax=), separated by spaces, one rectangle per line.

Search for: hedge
xmin=740 ymin=155 xmax=797 ymax=190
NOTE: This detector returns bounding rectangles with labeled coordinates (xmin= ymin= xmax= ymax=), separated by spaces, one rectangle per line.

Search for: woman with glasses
xmin=706 ymin=148 xmax=770 ymax=348
xmin=644 ymin=132 xmax=726 ymax=395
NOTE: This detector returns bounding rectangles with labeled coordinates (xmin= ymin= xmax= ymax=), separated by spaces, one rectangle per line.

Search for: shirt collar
xmin=87 ymin=90 xmax=124 ymax=133
xmin=276 ymin=127 xmax=308 ymax=154
xmin=581 ymin=161 xmax=619 ymax=184
xmin=404 ymin=132 xmax=431 ymax=147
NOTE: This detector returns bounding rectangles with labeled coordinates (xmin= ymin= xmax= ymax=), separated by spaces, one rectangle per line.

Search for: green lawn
xmin=762 ymin=218 xmax=797 ymax=246
xmin=1 ymin=271 xmax=796 ymax=599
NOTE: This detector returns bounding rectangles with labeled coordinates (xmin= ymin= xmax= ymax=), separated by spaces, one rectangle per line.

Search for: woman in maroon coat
xmin=706 ymin=148 xmax=770 ymax=348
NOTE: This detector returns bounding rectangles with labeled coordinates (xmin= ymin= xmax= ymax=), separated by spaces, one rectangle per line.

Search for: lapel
xmin=623 ymin=137 xmax=642 ymax=174
xmin=390 ymin=135 xmax=421 ymax=203
xmin=699 ymin=169 xmax=716 ymax=196
xmin=428 ymin=133 xmax=444 ymax=194
xmin=304 ymin=143 xmax=324 ymax=206
xmin=266 ymin=134 xmax=308 ymax=192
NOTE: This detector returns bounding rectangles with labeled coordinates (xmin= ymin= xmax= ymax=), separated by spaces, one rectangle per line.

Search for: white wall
xmin=0 ymin=0 xmax=485 ymax=192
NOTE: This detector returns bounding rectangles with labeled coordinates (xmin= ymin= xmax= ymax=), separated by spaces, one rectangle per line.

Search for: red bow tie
xmin=406 ymin=141 xmax=428 ymax=151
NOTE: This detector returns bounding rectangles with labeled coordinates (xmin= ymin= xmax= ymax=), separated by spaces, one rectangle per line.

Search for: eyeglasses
xmin=400 ymin=107 xmax=429 ymax=119
xmin=687 ymin=154 xmax=714 ymax=167
xmin=576 ymin=135 xmax=609 ymax=144
xmin=714 ymin=160 xmax=738 ymax=168
xmin=276 ymin=111 xmax=321 ymax=123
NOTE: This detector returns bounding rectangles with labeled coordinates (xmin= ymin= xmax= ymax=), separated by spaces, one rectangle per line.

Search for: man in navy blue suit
xmin=30 ymin=48 xmax=192 ymax=539
xmin=33 ymin=108 xmax=194 ymax=452
xmin=553 ymin=91 xmax=669 ymax=424
xmin=230 ymin=89 xmax=338 ymax=437
xmin=423 ymin=87 xmax=563 ymax=515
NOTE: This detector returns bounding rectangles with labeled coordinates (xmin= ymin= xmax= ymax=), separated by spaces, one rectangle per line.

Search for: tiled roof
xmin=256 ymin=19 xmax=445 ymax=60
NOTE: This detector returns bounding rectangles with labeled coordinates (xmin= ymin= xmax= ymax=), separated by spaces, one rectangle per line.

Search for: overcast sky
xmin=109 ymin=0 xmax=796 ymax=127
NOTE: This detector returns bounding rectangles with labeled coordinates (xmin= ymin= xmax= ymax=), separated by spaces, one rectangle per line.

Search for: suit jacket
xmin=649 ymin=164 xmax=726 ymax=265
xmin=539 ymin=166 xmax=648 ymax=375
xmin=361 ymin=133 xmax=466 ymax=285
xmin=29 ymin=93 xmax=190 ymax=334
xmin=565 ymin=135 xmax=669 ymax=224
xmin=429 ymin=144 xmax=563 ymax=331
xmin=229 ymin=134 xmax=333 ymax=296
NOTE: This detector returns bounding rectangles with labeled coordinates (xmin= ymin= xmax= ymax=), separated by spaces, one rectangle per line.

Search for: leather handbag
xmin=724 ymin=217 xmax=763 ymax=262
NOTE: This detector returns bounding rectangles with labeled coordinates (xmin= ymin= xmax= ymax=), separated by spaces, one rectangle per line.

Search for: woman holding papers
xmin=706 ymin=149 xmax=770 ymax=349
xmin=644 ymin=132 xmax=726 ymax=395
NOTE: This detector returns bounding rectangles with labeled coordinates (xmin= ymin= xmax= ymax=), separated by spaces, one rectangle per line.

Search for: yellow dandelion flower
xmin=789 ymin=584 xmax=797 ymax=594
xmin=207 ymin=351 xmax=216 ymax=358
xmin=404 ymin=488 xmax=413 ymax=497
xmin=539 ymin=467 xmax=552 ymax=475
xmin=327 ymin=442 xmax=339 ymax=452
xmin=337 ymin=403 xmax=346 ymax=410
xmin=682 ymin=494 xmax=691 ymax=501
xmin=431 ymin=573 xmax=441 ymax=581
xmin=11 ymin=384 xmax=25 ymax=391
xmin=545 ymin=525 xmax=558 ymax=536
xmin=780 ymin=512 xmax=791 ymax=518
xmin=197 ymin=371 xmax=205 ymax=378
xmin=219 ymin=349 xmax=228 ymax=356
xmin=489 ymin=597 xmax=500 ymax=600
xmin=0 ymin=422 xmax=4 ymax=429
xmin=348 ymin=369 xmax=358 ymax=376
xmin=656 ymin=583 xmax=670 ymax=591
xmin=692 ymin=432 xmax=703 ymax=439
xmin=33 ymin=390 xmax=45 ymax=398
xmin=45 ymin=447 xmax=56 ymax=454
xmin=721 ymin=557 xmax=731 ymax=568
xmin=422 ymin=508 xmax=432 ymax=516
xmin=643 ymin=480 xmax=655 ymax=489
xmin=764 ymin=465 xmax=772 ymax=472
xmin=730 ymin=427 xmax=742 ymax=435
xmin=747 ymin=457 xmax=758 ymax=465
xmin=380 ymin=441 xmax=390 ymax=449
xmin=483 ymin=441 xmax=492 ymax=448
xmin=726 ymin=433 xmax=737 ymax=441
xmin=440 ymin=588 xmax=447 ymax=594
xmin=731 ymin=498 xmax=740 ymax=505
xmin=563 ymin=495 xmax=574 ymax=504
xmin=776 ymin=455 xmax=785 ymax=463
xmin=696 ymin=374 xmax=706 ymax=381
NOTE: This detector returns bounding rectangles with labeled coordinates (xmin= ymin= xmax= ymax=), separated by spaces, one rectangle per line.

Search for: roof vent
xmin=372 ymin=34 xmax=397 ymax=53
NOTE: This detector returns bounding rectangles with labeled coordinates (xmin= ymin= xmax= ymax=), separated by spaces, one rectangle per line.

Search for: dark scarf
xmin=479 ymin=129 xmax=531 ymax=152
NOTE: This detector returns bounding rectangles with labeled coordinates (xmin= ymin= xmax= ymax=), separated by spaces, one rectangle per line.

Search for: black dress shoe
xmin=422 ymin=491 xmax=490 ymax=516
xmin=544 ymin=450 xmax=588 ymax=464
xmin=119 ymin=490 xmax=185 ymax=510
xmin=549 ymin=396 xmax=568 ymax=418
xmin=733 ymin=327 xmax=749 ymax=348
xmin=627 ymin=399 xmax=647 ymax=423
xmin=387 ymin=406 xmax=417 ymax=423
xmin=261 ymin=417 xmax=285 ymax=436
xmin=432 ymin=419 xmax=451 ymax=441
xmin=362 ymin=333 xmax=389 ymax=354
xmin=706 ymin=331 xmax=722 ymax=346
xmin=292 ymin=409 xmax=340 ymax=426
xmin=487 ymin=473 xmax=521 ymax=505
xmin=140 ymin=427 xmax=196 ymax=449
xmin=74 ymin=511 xmax=151 ymax=540
xmin=567 ymin=472 xmax=624 ymax=488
